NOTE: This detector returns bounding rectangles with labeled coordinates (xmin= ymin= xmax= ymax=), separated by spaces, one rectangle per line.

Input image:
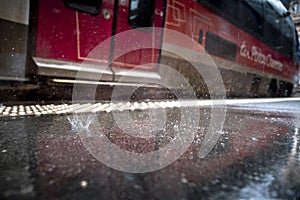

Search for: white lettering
xmin=239 ymin=41 xmax=283 ymax=71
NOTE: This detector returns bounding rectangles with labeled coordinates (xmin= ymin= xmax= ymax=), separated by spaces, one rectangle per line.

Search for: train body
xmin=1 ymin=0 xmax=299 ymax=97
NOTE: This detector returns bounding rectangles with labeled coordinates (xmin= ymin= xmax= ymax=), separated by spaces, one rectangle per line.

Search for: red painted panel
xmin=36 ymin=0 xmax=77 ymax=60
xmin=36 ymin=0 xmax=114 ymax=64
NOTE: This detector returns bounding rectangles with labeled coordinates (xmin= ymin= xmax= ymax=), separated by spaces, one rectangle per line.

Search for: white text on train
xmin=240 ymin=41 xmax=283 ymax=71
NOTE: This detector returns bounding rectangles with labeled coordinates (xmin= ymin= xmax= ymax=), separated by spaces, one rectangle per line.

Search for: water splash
xmin=67 ymin=114 xmax=95 ymax=132
xmin=237 ymin=174 xmax=275 ymax=200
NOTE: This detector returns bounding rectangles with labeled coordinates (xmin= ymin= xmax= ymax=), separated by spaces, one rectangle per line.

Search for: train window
xmin=239 ymin=0 xmax=263 ymax=38
xmin=205 ymin=32 xmax=237 ymax=61
xmin=281 ymin=17 xmax=294 ymax=58
xmin=239 ymin=2 xmax=256 ymax=31
xmin=197 ymin=0 xmax=239 ymax=20
xmin=128 ymin=0 xmax=155 ymax=29
xmin=264 ymin=0 xmax=294 ymax=57
xmin=198 ymin=29 xmax=203 ymax=45
xmin=63 ymin=0 xmax=102 ymax=15
xmin=294 ymin=29 xmax=300 ymax=60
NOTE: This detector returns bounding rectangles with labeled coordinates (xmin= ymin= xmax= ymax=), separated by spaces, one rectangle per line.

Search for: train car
xmin=0 ymin=0 xmax=299 ymax=98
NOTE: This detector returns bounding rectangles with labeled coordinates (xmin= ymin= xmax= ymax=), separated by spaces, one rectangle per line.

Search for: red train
xmin=1 ymin=0 xmax=299 ymax=97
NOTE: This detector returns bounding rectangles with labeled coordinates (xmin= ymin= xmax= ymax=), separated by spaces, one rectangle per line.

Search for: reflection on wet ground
xmin=0 ymin=103 xmax=299 ymax=199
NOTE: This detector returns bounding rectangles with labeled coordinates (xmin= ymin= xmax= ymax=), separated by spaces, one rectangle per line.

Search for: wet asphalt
xmin=0 ymin=99 xmax=300 ymax=200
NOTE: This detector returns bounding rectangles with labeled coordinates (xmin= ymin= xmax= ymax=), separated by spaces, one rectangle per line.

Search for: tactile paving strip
xmin=0 ymin=98 xmax=221 ymax=117
xmin=4 ymin=97 xmax=292 ymax=117
xmin=0 ymin=101 xmax=197 ymax=117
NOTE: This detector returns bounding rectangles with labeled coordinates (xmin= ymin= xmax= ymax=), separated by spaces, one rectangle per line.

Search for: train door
xmin=34 ymin=0 xmax=165 ymax=82
xmin=112 ymin=0 xmax=165 ymax=81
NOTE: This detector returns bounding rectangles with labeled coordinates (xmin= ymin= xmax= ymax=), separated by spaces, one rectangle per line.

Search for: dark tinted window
xmin=198 ymin=29 xmax=203 ymax=44
xmin=128 ymin=0 xmax=155 ymax=28
xmin=197 ymin=0 xmax=262 ymax=38
xmin=264 ymin=0 xmax=294 ymax=57
xmin=239 ymin=0 xmax=263 ymax=38
xmin=197 ymin=0 xmax=239 ymax=21
xmin=205 ymin=32 xmax=237 ymax=61
xmin=264 ymin=1 xmax=283 ymax=50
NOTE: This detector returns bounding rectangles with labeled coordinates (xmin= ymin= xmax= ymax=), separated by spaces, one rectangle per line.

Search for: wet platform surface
xmin=0 ymin=99 xmax=300 ymax=199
